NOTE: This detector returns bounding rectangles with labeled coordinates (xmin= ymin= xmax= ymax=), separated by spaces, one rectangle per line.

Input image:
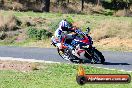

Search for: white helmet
xmin=59 ymin=20 xmax=69 ymax=31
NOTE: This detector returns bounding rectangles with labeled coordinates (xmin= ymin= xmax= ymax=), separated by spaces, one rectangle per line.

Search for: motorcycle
xmin=51 ymin=27 xmax=105 ymax=64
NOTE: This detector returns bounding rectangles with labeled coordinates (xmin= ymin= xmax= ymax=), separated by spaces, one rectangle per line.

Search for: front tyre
xmin=57 ymin=48 xmax=82 ymax=63
xmin=57 ymin=48 xmax=70 ymax=61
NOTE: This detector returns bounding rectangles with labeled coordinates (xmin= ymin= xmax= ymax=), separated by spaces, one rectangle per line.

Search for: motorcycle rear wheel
xmin=92 ymin=49 xmax=105 ymax=64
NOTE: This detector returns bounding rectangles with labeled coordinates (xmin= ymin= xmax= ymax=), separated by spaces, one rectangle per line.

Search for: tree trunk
xmin=0 ymin=0 xmax=4 ymax=5
xmin=81 ymin=0 xmax=84 ymax=11
xmin=67 ymin=0 xmax=69 ymax=3
xmin=125 ymin=0 xmax=129 ymax=9
xmin=97 ymin=0 xmax=100 ymax=6
xmin=43 ymin=0 xmax=50 ymax=12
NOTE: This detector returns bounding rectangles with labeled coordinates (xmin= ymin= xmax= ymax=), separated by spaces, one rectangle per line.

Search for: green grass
xmin=0 ymin=39 xmax=32 ymax=46
xmin=1 ymin=10 xmax=132 ymax=30
xmin=0 ymin=10 xmax=132 ymax=51
xmin=1 ymin=10 xmax=132 ymax=32
xmin=0 ymin=63 xmax=132 ymax=88
xmin=0 ymin=39 xmax=54 ymax=48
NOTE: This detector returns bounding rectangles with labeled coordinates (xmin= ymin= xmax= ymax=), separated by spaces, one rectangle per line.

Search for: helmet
xmin=59 ymin=20 xmax=69 ymax=31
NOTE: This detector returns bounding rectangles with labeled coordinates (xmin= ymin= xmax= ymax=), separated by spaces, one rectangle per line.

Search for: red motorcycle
xmin=51 ymin=27 xmax=105 ymax=64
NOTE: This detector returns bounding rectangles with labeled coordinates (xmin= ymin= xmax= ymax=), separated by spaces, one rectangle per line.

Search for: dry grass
xmin=4 ymin=2 xmax=24 ymax=11
xmin=0 ymin=14 xmax=5 ymax=30
xmin=50 ymin=2 xmax=105 ymax=14
xmin=0 ymin=60 xmax=40 ymax=72
xmin=114 ymin=9 xmax=132 ymax=17
xmin=83 ymin=3 xmax=104 ymax=14
xmin=6 ymin=15 xmax=18 ymax=31
xmin=23 ymin=39 xmax=54 ymax=48
xmin=91 ymin=19 xmax=132 ymax=41
xmin=0 ymin=13 xmax=21 ymax=31
xmin=94 ymin=37 xmax=132 ymax=51
xmin=90 ymin=19 xmax=132 ymax=51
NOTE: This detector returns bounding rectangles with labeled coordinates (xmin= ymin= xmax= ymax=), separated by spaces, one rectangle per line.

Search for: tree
xmin=96 ymin=0 xmax=100 ymax=6
xmin=128 ymin=0 xmax=132 ymax=11
xmin=81 ymin=0 xmax=84 ymax=11
xmin=42 ymin=0 xmax=50 ymax=12
xmin=128 ymin=0 xmax=132 ymax=3
xmin=67 ymin=0 xmax=69 ymax=3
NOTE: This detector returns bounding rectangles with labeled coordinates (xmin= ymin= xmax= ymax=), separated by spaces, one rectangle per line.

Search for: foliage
xmin=27 ymin=27 xmax=52 ymax=40
xmin=0 ymin=62 xmax=131 ymax=88
xmin=49 ymin=16 xmax=74 ymax=32
xmin=49 ymin=19 xmax=62 ymax=32
xmin=66 ymin=16 xmax=74 ymax=27
xmin=0 ymin=10 xmax=132 ymax=51
xmin=0 ymin=14 xmax=21 ymax=31
xmin=1 ymin=0 xmax=132 ymax=16
xmin=0 ymin=31 xmax=7 ymax=40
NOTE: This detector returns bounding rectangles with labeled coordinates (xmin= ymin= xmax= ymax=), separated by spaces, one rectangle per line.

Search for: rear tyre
xmin=93 ymin=49 xmax=105 ymax=64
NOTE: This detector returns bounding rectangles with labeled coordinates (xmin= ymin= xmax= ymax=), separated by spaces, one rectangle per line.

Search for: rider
xmin=54 ymin=19 xmax=76 ymax=50
xmin=52 ymin=19 xmax=90 ymax=61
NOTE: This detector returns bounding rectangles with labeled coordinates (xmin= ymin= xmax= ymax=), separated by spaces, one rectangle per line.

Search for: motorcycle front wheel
xmin=57 ymin=48 xmax=83 ymax=63
xmin=57 ymin=48 xmax=71 ymax=61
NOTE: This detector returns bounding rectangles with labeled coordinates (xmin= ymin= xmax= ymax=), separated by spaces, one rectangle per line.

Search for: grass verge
xmin=0 ymin=61 xmax=132 ymax=88
xmin=0 ymin=39 xmax=54 ymax=48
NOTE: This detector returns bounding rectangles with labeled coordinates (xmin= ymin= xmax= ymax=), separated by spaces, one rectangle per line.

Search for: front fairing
xmin=71 ymin=36 xmax=92 ymax=48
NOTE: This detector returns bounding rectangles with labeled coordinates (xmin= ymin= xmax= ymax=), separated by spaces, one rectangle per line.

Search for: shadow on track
xmin=79 ymin=60 xmax=131 ymax=65
xmin=103 ymin=62 xmax=130 ymax=65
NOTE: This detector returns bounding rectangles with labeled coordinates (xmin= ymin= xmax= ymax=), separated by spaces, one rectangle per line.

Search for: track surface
xmin=0 ymin=46 xmax=132 ymax=71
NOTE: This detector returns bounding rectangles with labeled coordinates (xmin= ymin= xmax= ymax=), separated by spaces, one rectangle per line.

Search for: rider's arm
xmin=57 ymin=35 xmax=67 ymax=49
xmin=68 ymin=27 xmax=76 ymax=32
xmin=55 ymin=29 xmax=62 ymax=42
xmin=56 ymin=28 xmax=67 ymax=44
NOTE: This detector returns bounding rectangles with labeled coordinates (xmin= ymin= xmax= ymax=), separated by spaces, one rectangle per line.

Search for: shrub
xmin=27 ymin=28 xmax=39 ymax=40
xmin=0 ymin=14 xmax=21 ymax=31
xmin=27 ymin=27 xmax=52 ymax=40
xmin=66 ymin=16 xmax=74 ymax=27
xmin=0 ymin=31 xmax=7 ymax=40
xmin=49 ymin=19 xmax=62 ymax=32
xmin=40 ymin=29 xmax=52 ymax=39
xmin=4 ymin=36 xmax=17 ymax=44
xmin=4 ymin=1 xmax=24 ymax=11
xmin=113 ymin=9 xmax=132 ymax=17
xmin=5 ymin=15 xmax=21 ymax=31
xmin=49 ymin=17 xmax=74 ymax=32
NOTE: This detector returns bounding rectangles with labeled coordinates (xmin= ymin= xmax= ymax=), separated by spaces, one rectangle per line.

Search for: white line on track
xmin=90 ymin=65 xmax=132 ymax=73
xmin=0 ymin=57 xmax=131 ymax=73
xmin=0 ymin=57 xmax=60 ymax=64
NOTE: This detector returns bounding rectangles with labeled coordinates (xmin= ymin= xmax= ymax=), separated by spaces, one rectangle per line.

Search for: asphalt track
xmin=0 ymin=46 xmax=132 ymax=71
